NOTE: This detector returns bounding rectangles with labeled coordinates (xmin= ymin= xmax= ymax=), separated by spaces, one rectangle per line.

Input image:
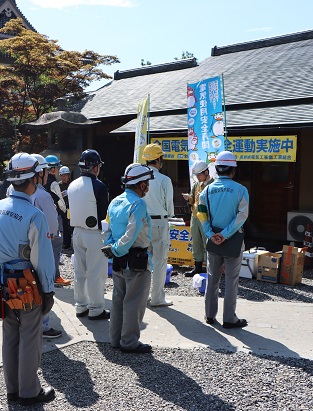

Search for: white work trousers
xmin=73 ymin=227 xmax=108 ymax=317
xmin=150 ymin=218 xmax=170 ymax=305
xmin=205 ymin=251 xmax=243 ymax=323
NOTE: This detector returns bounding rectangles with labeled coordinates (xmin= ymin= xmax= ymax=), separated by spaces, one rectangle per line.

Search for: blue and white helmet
xmin=121 ymin=163 xmax=154 ymax=186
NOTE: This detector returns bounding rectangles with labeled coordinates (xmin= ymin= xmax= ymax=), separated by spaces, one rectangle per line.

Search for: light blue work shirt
xmin=106 ymin=188 xmax=151 ymax=258
xmin=0 ymin=190 xmax=55 ymax=293
xmin=199 ymin=176 xmax=249 ymax=240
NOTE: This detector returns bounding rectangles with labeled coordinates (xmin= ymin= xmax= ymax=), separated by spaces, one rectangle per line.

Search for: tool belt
xmin=3 ymin=268 xmax=42 ymax=312
xmin=113 ymin=247 xmax=148 ymax=272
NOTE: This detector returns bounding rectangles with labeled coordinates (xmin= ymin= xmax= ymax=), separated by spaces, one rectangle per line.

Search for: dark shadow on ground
xmin=147 ymin=305 xmax=237 ymax=352
xmin=40 ymin=349 xmax=100 ymax=408
xmin=219 ymin=326 xmax=313 ymax=375
xmin=236 ymin=277 xmax=313 ymax=303
xmin=96 ymin=342 xmax=236 ymax=411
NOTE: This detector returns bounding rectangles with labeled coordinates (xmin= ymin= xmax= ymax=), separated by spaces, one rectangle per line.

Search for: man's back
xmin=31 ymin=184 xmax=58 ymax=236
xmin=144 ymin=167 xmax=174 ymax=217
xmin=68 ymin=174 xmax=108 ymax=230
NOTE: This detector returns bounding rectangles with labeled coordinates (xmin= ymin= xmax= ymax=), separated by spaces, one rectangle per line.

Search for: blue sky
xmin=18 ymin=0 xmax=313 ymax=91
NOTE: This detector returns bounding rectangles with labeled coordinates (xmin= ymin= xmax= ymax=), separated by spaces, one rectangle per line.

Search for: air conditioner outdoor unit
xmin=287 ymin=211 xmax=313 ymax=242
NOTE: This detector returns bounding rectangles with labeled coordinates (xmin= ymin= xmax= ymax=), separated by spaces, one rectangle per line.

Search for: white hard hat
xmin=215 ymin=151 xmax=237 ymax=167
xmin=121 ymin=163 xmax=154 ymax=186
xmin=192 ymin=160 xmax=208 ymax=175
xmin=5 ymin=153 xmax=41 ymax=183
xmin=31 ymin=154 xmax=48 ymax=170
xmin=59 ymin=166 xmax=70 ymax=175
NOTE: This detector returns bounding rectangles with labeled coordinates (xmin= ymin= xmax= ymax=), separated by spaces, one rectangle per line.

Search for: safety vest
xmin=68 ymin=176 xmax=99 ymax=230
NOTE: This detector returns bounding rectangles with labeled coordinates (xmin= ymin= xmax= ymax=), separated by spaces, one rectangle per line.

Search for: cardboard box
xmin=240 ymin=249 xmax=268 ymax=279
xmin=280 ymin=245 xmax=306 ymax=285
xmin=257 ymin=252 xmax=282 ymax=283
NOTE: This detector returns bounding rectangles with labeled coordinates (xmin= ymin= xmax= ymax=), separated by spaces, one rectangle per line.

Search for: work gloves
xmin=42 ymin=292 xmax=55 ymax=315
xmin=101 ymin=245 xmax=114 ymax=259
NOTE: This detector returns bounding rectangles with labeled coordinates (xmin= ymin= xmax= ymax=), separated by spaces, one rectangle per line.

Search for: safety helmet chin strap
xmin=139 ymin=181 xmax=149 ymax=197
xmin=38 ymin=168 xmax=46 ymax=184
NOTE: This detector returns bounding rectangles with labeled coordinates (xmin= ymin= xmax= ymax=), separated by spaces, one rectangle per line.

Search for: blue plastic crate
xmin=198 ymin=273 xmax=207 ymax=293
xmin=165 ymin=264 xmax=173 ymax=284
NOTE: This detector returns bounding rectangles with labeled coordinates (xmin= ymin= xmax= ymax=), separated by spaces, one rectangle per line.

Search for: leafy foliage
xmin=0 ymin=117 xmax=14 ymax=178
xmin=174 ymin=50 xmax=195 ymax=60
xmin=141 ymin=59 xmax=152 ymax=66
xmin=0 ymin=18 xmax=119 ymax=156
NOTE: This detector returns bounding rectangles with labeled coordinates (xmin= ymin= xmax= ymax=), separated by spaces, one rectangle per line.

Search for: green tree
xmin=0 ymin=117 xmax=14 ymax=178
xmin=174 ymin=50 xmax=195 ymax=60
xmin=0 ymin=18 xmax=119 ymax=153
xmin=141 ymin=59 xmax=152 ymax=66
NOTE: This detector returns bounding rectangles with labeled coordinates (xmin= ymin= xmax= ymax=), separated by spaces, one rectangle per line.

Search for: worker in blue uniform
xmin=198 ymin=151 xmax=249 ymax=329
xmin=102 ymin=163 xmax=154 ymax=353
xmin=31 ymin=153 xmax=63 ymax=339
xmin=0 ymin=153 xmax=56 ymax=405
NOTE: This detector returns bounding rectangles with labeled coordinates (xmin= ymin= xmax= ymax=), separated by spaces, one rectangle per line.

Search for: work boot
xmin=184 ymin=261 xmax=203 ymax=277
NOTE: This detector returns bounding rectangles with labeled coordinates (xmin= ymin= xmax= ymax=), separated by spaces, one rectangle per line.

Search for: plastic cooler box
xmin=198 ymin=273 xmax=207 ymax=293
xmin=240 ymin=248 xmax=267 ymax=279
xmin=165 ymin=264 xmax=173 ymax=284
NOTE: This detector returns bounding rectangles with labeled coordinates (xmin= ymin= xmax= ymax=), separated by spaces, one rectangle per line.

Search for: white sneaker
xmin=150 ymin=300 xmax=173 ymax=307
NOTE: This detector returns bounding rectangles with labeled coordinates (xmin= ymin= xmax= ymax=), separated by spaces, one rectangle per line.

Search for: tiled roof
xmin=24 ymin=111 xmax=100 ymax=130
xmin=112 ymin=103 xmax=313 ymax=134
xmin=77 ymin=30 xmax=313 ymax=129
xmin=0 ymin=0 xmax=36 ymax=31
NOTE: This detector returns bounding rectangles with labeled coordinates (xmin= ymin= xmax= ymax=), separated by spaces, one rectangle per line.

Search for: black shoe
xmin=120 ymin=342 xmax=152 ymax=353
xmin=223 ymin=319 xmax=248 ymax=329
xmin=42 ymin=328 xmax=62 ymax=339
xmin=185 ymin=261 xmax=203 ymax=277
xmin=88 ymin=310 xmax=110 ymax=320
xmin=7 ymin=393 xmax=19 ymax=402
xmin=76 ymin=309 xmax=89 ymax=318
xmin=205 ymin=317 xmax=215 ymax=325
xmin=20 ymin=386 xmax=55 ymax=406
xmin=184 ymin=269 xmax=197 ymax=278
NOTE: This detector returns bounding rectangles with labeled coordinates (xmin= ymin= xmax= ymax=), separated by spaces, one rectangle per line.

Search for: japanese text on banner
xmin=225 ymin=135 xmax=297 ymax=162
xmin=187 ymin=76 xmax=225 ymax=184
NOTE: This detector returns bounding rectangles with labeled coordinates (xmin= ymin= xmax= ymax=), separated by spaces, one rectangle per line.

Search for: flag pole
xmin=221 ymin=73 xmax=227 ymax=139
xmin=147 ymin=94 xmax=150 ymax=144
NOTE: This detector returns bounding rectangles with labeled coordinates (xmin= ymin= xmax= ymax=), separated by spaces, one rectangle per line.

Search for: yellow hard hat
xmin=142 ymin=143 xmax=164 ymax=161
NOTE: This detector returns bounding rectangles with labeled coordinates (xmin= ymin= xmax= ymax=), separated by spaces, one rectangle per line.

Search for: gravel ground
xmin=1 ymin=343 xmax=312 ymax=410
xmin=0 ymin=249 xmax=312 ymax=410
xmin=58 ymin=249 xmax=313 ymax=304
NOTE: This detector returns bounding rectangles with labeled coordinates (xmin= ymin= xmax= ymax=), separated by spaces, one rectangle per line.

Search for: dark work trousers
xmin=62 ymin=213 xmax=72 ymax=248
xmin=110 ymin=268 xmax=151 ymax=350
xmin=2 ymin=304 xmax=43 ymax=398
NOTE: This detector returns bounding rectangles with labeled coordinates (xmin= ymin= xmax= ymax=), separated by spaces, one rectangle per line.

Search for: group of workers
xmin=0 ymin=143 xmax=249 ymax=405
